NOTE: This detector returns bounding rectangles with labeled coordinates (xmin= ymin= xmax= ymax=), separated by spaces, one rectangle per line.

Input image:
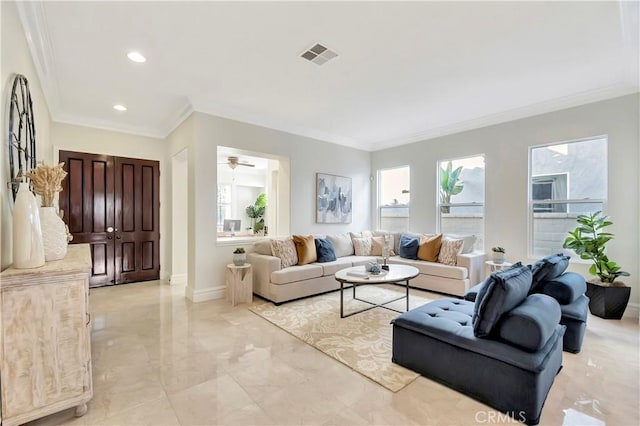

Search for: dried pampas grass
xmin=26 ymin=162 xmax=67 ymax=207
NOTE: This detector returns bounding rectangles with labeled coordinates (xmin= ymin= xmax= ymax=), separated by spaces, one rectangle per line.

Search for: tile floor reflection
xmin=26 ymin=280 xmax=639 ymax=425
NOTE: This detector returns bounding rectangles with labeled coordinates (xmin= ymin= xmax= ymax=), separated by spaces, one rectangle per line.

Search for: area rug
xmin=249 ymin=285 xmax=436 ymax=392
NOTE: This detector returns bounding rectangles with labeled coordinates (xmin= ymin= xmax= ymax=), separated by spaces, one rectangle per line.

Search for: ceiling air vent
xmin=300 ymin=43 xmax=338 ymax=66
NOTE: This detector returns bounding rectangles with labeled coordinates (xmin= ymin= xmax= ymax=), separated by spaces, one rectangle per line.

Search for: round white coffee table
xmin=334 ymin=264 xmax=420 ymax=318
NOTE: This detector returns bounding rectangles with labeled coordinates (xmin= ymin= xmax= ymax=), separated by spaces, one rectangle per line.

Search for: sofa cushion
xmin=293 ymin=235 xmax=317 ymax=265
xmin=560 ymin=294 xmax=589 ymax=322
xmin=317 ymin=257 xmax=353 ymax=276
xmin=349 ymin=255 xmax=378 ymax=266
xmin=473 ymin=264 xmax=532 ymax=337
xmin=390 ymin=257 xmax=468 ymax=280
xmin=352 ymin=237 xmax=372 ymax=256
xmin=327 ymin=233 xmax=354 ymax=257
xmin=464 ymin=280 xmax=488 ymax=302
xmin=496 ymin=294 xmax=561 ymax=352
xmin=438 ymin=238 xmax=464 ymax=266
xmin=445 ymin=234 xmax=477 ymax=254
xmin=270 ymin=238 xmax=298 ymax=268
xmin=399 ymin=234 xmax=420 ymax=260
xmin=537 ymin=272 xmax=586 ymax=304
xmin=314 ymin=238 xmax=337 ymax=263
xmin=271 ymin=264 xmax=323 ymax=285
xmin=417 ymin=234 xmax=442 ymax=262
xmin=253 ymin=239 xmax=273 ymax=255
xmin=530 ymin=253 xmax=570 ymax=292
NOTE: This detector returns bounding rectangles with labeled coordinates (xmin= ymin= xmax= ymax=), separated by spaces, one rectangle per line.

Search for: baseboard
xmin=170 ymin=273 xmax=187 ymax=285
xmin=624 ymin=302 xmax=639 ymax=320
xmin=185 ymin=285 xmax=226 ymax=303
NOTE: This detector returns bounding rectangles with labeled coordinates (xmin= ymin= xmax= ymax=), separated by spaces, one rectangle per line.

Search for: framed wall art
xmin=316 ymin=173 xmax=352 ymax=224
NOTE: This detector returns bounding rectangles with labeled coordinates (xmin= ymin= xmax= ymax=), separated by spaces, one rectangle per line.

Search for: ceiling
xmin=17 ymin=1 xmax=639 ymax=151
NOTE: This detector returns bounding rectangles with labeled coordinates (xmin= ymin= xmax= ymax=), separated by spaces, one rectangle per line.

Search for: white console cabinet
xmin=0 ymin=244 xmax=92 ymax=426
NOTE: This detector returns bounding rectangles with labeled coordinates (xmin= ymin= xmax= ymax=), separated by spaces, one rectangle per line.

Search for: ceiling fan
xmin=219 ymin=156 xmax=255 ymax=170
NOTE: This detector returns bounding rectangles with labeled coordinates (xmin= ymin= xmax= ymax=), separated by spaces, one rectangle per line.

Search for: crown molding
xmin=367 ymin=85 xmax=640 ymax=152
xmin=16 ymin=0 xmax=61 ymax=116
xmin=189 ymin=99 xmax=365 ymax=151
xmin=54 ymin=112 xmax=166 ymax=140
xmin=162 ymin=101 xmax=194 ymax=137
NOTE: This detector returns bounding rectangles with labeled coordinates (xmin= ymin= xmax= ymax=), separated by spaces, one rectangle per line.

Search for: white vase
xmin=13 ymin=182 xmax=45 ymax=269
xmin=492 ymin=252 xmax=505 ymax=264
xmin=233 ymin=253 xmax=246 ymax=266
xmin=39 ymin=206 xmax=68 ymax=261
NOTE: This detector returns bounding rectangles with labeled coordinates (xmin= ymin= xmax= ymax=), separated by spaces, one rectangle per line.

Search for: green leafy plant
xmin=233 ymin=247 xmax=245 ymax=254
xmin=246 ymin=193 xmax=267 ymax=234
xmin=491 ymin=247 xmax=505 ymax=253
xmin=563 ymin=211 xmax=629 ymax=284
xmin=440 ymin=162 xmax=464 ymax=214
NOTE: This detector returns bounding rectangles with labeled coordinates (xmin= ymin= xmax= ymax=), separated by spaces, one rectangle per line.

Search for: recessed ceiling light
xmin=113 ymin=104 xmax=127 ymax=111
xmin=127 ymin=51 xmax=146 ymax=63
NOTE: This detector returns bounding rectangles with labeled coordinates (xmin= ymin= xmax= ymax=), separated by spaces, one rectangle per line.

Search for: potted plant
xmin=246 ymin=193 xmax=267 ymax=235
xmin=491 ymin=247 xmax=506 ymax=264
xmin=233 ymin=247 xmax=246 ymax=266
xmin=563 ymin=211 xmax=630 ymax=319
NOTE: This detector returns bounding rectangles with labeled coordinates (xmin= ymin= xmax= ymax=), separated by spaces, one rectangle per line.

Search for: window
xmin=529 ymin=136 xmax=607 ymax=257
xmin=378 ymin=166 xmax=410 ymax=232
xmin=532 ymin=174 xmax=567 ymax=213
xmin=437 ymin=155 xmax=485 ymax=251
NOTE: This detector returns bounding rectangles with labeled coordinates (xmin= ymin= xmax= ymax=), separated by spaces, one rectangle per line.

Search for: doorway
xmin=59 ymin=151 xmax=160 ymax=287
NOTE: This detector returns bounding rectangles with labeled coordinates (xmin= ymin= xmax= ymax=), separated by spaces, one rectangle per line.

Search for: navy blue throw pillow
xmin=398 ymin=234 xmax=419 ymax=260
xmin=315 ymin=238 xmax=337 ymax=263
xmin=530 ymin=253 xmax=570 ymax=293
xmin=473 ymin=263 xmax=532 ymax=338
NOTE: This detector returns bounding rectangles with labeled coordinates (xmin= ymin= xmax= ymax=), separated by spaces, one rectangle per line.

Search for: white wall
xmin=170 ymin=148 xmax=188 ymax=284
xmin=1 ymin=1 xmax=53 ymax=269
xmin=372 ymin=93 xmax=640 ymax=308
xmin=50 ymin=122 xmax=170 ymax=278
xmin=168 ymin=112 xmax=371 ymax=302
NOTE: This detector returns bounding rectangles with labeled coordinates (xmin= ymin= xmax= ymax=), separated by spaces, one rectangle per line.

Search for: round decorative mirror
xmin=7 ymin=74 xmax=37 ymax=200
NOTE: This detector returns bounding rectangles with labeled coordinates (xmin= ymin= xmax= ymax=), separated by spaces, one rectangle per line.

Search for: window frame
xmin=527 ymin=135 xmax=608 ymax=259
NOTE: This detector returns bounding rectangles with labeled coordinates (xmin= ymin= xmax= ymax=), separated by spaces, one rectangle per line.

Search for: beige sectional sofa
xmin=247 ymin=232 xmax=485 ymax=304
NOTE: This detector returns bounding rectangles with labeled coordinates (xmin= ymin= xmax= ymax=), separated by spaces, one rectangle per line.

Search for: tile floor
xmin=27 ymin=280 xmax=639 ymax=426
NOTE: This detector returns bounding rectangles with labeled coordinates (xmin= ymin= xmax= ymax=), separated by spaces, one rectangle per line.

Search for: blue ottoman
xmin=392 ymin=298 xmax=564 ymax=425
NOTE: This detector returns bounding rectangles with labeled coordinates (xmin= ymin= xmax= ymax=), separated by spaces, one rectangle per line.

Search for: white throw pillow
xmin=270 ymin=238 xmax=298 ymax=268
xmin=327 ymin=233 xmax=354 ymax=257
xmin=352 ymin=237 xmax=372 ymax=256
xmin=438 ymin=238 xmax=464 ymax=266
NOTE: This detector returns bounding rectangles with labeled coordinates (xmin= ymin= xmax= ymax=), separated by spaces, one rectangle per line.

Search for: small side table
xmin=226 ymin=263 xmax=253 ymax=306
xmin=485 ymin=260 xmax=513 ymax=277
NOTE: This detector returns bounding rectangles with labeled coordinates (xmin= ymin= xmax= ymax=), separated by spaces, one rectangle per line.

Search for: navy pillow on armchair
xmin=530 ymin=253 xmax=570 ymax=293
xmin=473 ymin=264 xmax=532 ymax=337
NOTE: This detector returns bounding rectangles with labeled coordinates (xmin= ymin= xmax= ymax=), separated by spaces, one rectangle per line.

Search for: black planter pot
xmin=585 ymin=282 xmax=631 ymax=319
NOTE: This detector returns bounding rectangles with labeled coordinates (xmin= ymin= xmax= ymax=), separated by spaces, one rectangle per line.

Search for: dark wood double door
xmin=60 ymin=151 xmax=160 ymax=287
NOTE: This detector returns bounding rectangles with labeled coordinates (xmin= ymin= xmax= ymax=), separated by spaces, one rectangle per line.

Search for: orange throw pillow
xmin=293 ymin=235 xmax=318 ymax=265
xmin=417 ymin=234 xmax=442 ymax=262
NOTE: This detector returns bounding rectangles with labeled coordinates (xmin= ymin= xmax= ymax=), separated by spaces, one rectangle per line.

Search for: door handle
xmin=116 ymin=235 xmax=121 ymax=239
xmin=107 ymin=236 xmax=113 ymax=240
xmin=107 ymin=226 xmax=114 ymax=233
